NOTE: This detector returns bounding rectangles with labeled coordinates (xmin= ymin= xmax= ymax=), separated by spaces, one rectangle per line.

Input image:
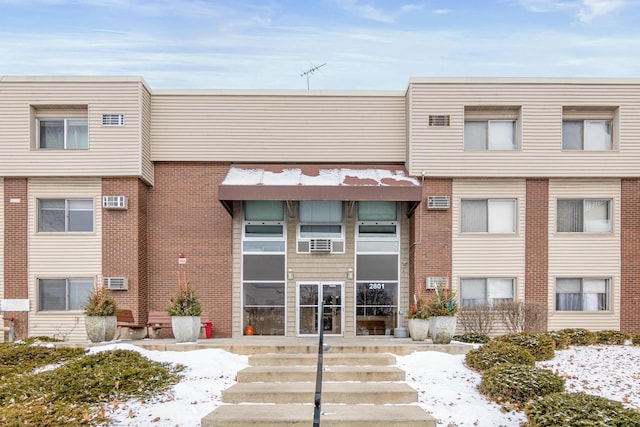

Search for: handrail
xmin=313 ymin=301 xmax=325 ymax=426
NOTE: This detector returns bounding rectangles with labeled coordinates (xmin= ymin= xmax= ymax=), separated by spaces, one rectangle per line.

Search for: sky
xmin=1 ymin=0 xmax=639 ymax=90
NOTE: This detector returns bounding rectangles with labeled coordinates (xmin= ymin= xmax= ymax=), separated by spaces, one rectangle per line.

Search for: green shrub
xmin=479 ymin=364 xmax=565 ymax=410
xmin=494 ymin=332 xmax=556 ymax=361
xmin=465 ymin=341 xmax=535 ymax=372
xmin=453 ymin=333 xmax=490 ymax=344
xmin=561 ymin=328 xmax=597 ymax=346
xmin=544 ymin=330 xmax=570 ymax=350
xmin=525 ymin=392 xmax=640 ymax=426
xmin=633 ymin=334 xmax=640 ymax=346
xmin=0 ymin=343 xmax=86 ymax=378
xmin=596 ymin=330 xmax=631 ymax=345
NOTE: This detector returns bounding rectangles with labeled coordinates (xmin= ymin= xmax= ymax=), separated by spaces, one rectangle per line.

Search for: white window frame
xmin=36 ymin=118 xmax=89 ymax=149
xmin=37 ymin=277 xmax=93 ymax=312
xmin=37 ymin=198 xmax=94 ymax=233
xmin=464 ymin=120 xmax=516 ymax=151
xmin=461 ymin=198 xmax=517 ymax=234
xmin=555 ymin=278 xmax=611 ymax=312
xmin=242 ymin=201 xmax=286 ymax=254
xmin=460 ymin=278 xmax=516 ymax=307
xmin=562 ymin=119 xmax=612 ymax=151
xmin=556 ymin=199 xmax=612 ymax=234
xmin=297 ymin=201 xmax=344 ymax=248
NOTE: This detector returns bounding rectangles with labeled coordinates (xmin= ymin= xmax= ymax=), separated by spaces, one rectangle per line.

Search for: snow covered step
xmin=237 ymin=365 xmax=406 ymax=382
xmin=248 ymin=352 xmax=396 ymax=367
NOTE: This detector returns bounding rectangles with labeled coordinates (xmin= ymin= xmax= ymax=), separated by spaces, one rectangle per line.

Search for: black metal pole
xmin=313 ymin=301 xmax=325 ymax=426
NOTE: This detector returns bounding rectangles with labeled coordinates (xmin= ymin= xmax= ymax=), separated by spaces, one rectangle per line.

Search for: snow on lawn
xmin=89 ymin=343 xmax=640 ymax=427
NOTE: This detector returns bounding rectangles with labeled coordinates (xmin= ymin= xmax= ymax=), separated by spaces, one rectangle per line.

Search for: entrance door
xmin=297 ymin=282 xmax=343 ymax=336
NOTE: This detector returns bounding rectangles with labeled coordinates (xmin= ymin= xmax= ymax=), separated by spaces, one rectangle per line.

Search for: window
xmin=461 ymin=199 xmax=516 ymax=233
xmin=556 ymin=278 xmax=610 ymax=311
xmin=557 ymin=199 xmax=611 ymax=233
xmin=38 ymin=199 xmax=94 ymax=232
xmin=37 ymin=118 xmax=88 ymax=149
xmin=464 ymin=120 xmax=516 ymax=150
xmin=562 ymin=120 xmax=611 ymax=150
xmin=299 ymin=201 xmax=343 ymax=238
xmin=460 ymin=278 xmax=515 ymax=307
xmin=242 ymin=201 xmax=285 ymax=252
xmin=38 ymin=278 xmax=93 ymax=311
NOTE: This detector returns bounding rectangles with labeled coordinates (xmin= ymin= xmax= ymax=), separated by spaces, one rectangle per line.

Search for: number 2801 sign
xmin=368 ymin=283 xmax=385 ymax=290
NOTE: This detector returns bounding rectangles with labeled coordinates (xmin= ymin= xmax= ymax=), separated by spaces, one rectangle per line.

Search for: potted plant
xmin=84 ymin=276 xmax=118 ymax=343
xmin=166 ymin=272 xmax=202 ymax=343
xmin=426 ymin=283 xmax=459 ymax=344
xmin=407 ymin=287 xmax=430 ymax=341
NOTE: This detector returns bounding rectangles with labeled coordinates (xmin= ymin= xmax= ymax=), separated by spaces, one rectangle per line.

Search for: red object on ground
xmin=205 ymin=322 xmax=213 ymax=339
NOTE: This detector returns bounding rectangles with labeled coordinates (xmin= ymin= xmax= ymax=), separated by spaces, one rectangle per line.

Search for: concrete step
xmin=248 ymin=352 xmax=396 ymax=367
xmin=222 ymin=382 xmax=417 ymax=404
xmin=202 ymin=403 xmax=436 ymax=427
xmin=237 ymin=365 xmax=406 ymax=382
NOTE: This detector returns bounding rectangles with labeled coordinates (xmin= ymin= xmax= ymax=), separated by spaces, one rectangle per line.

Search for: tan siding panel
xmin=409 ymin=83 xmax=640 ymax=177
xmin=547 ymin=179 xmax=620 ymax=330
xmin=27 ymin=178 xmax=102 ymax=340
xmin=151 ymin=95 xmax=405 ymax=162
xmin=140 ymin=85 xmax=154 ymax=185
xmin=0 ymin=81 xmax=144 ymax=180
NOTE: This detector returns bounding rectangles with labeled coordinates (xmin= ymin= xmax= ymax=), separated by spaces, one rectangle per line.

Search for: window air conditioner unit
xmin=427 ymin=196 xmax=450 ymax=210
xmin=309 ymin=239 xmax=332 ymax=252
xmin=103 ymin=277 xmax=128 ymax=290
xmin=426 ymin=276 xmax=448 ymax=290
xmin=102 ymin=196 xmax=127 ymax=210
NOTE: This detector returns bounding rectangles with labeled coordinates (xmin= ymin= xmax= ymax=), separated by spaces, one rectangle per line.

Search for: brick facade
xmin=3 ymin=178 xmax=28 ymax=339
xmin=147 ymin=163 xmax=233 ymax=338
xmin=525 ymin=179 xmax=549 ymax=330
xmin=621 ymin=179 xmax=640 ymax=334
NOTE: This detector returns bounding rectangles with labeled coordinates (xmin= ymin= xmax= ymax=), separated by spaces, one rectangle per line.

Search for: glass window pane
xmin=39 ymin=279 xmax=67 ymax=311
xmin=356 ymin=255 xmax=398 ymax=281
xmin=243 ymin=240 xmax=285 ymax=252
xmin=562 ymin=121 xmax=583 ymax=150
xmin=461 ymin=200 xmax=487 ymax=232
xmin=243 ymin=254 xmax=285 ymax=281
xmin=556 ymin=278 xmax=581 ymax=311
xmin=245 ymin=224 xmax=283 ymax=237
xmin=464 ymin=121 xmax=487 ymax=150
xmin=584 ymin=200 xmax=611 ymax=232
xmin=244 ymin=201 xmax=284 ymax=221
xmin=39 ymin=119 xmax=64 ymax=149
xmin=66 ymin=119 xmax=88 ymax=149
xmin=584 ymin=120 xmax=611 ymax=151
xmin=299 ymin=224 xmax=342 ymax=238
xmin=358 ymin=201 xmax=397 ymax=221
xmin=556 ymin=278 xmax=581 ymax=293
xmin=299 ymin=201 xmax=342 ymax=223
xmin=243 ymin=282 xmax=285 ymax=306
xmin=356 ymin=240 xmax=399 ymax=252
xmin=488 ymin=278 xmax=514 ymax=299
xmin=489 ymin=121 xmax=515 ymax=150
xmin=38 ymin=199 xmax=65 ymax=232
xmin=557 ymin=199 xmax=583 ymax=232
xmin=358 ymin=224 xmax=397 ymax=236
xmin=68 ymin=210 xmax=93 ymax=232
xmin=488 ymin=199 xmax=515 ymax=233
xmin=69 ymin=278 xmax=93 ymax=310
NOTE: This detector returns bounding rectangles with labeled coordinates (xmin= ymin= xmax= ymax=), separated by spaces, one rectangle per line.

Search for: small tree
xmin=458 ymin=302 xmax=495 ymax=336
xmin=495 ymin=301 xmax=546 ymax=333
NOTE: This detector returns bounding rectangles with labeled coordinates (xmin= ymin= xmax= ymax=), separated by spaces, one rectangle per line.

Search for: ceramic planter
xmin=429 ymin=315 xmax=457 ymax=344
xmin=408 ymin=318 xmax=430 ymax=341
xmin=171 ymin=316 xmax=201 ymax=343
xmin=85 ymin=316 xmax=117 ymax=343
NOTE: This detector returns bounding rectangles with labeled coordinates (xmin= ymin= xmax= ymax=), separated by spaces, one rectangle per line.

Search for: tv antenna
xmin=300 ymin=63 xmax=326 ymax=90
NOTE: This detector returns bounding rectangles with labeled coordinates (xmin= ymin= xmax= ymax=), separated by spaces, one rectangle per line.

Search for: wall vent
xmin=428 ymin=115 xmax=450 ymax=127
xmin=426 ymin=276 xmax=448 ymax=290
xmin=102 ymin=196 xmax=127 ymax=210
xmin=309 ymin=239 xmax=332 ymax=252
xmin=427 ymin=196 xmax=450 ymax=210
xmin=103 ymin=277 xmax=128 ymax=290
xmin=102 ymin=114 xmax=125 ymax=126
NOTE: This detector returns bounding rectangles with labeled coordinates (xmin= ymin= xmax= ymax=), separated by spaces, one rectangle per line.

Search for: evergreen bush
xmin=494 ymin=332 xmax=556 ymax=361
xmin=465 ymin=341 xmax=535 ymax=372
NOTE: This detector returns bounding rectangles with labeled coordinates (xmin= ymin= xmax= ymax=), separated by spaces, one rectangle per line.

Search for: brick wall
xmin=621 ymin=179 xmax=640 ymax=334
xmin=3 ymin=178 xmax=28 ymax=339
xmin=102 ymin=177 xmax=148 ymax=326
xmin=147 ymin=163 xmax=233 ymax=338
xmin=409 ymin=178 xmax=452 ymax=301
xmin=525 ymin=179 xmax=549 ymax=330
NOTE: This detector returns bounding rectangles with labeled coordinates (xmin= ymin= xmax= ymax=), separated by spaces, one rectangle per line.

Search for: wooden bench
xmin=147 ymin=311 xmax=211 ymax=339
xmin=116 ymin=309 xmax=146 ymax=339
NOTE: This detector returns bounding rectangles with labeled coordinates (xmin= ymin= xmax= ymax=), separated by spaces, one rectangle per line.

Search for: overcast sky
xmin=1 ymin=0 xmax=638 ymax=90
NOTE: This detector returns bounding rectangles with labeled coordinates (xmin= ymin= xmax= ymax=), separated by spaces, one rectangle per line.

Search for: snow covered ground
xmin=88 ymin=343 xmax=640 ymax=427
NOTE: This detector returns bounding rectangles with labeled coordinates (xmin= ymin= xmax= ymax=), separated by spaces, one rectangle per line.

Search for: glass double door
xmin=297 ymin=282 xmax=343 ymax=336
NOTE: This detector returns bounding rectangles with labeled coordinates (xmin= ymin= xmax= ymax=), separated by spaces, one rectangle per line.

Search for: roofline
xmin=408 ymin=77 xmax=640 ymax=85
xmin=151 ymin=89 xmax=405 ymax=97
xmin=0 ymin=75 xmax=151 ymax=91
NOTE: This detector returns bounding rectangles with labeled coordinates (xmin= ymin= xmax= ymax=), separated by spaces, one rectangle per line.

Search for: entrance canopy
xmin=218 ymin=164 xmax=422 ymax=215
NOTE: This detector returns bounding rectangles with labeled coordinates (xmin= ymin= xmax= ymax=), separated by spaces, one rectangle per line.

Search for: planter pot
xmin=408 ymin=318 xmax=430 ymax=341
xmin=429 ymin=315 xmax=457 ymax=344
xmin=85 ymin=316 xmax=117 ymax=343
xmin=171 ymin=316 xmax=201 ymax=343
xmin=244 ymin=325 xmax=255 ymax=336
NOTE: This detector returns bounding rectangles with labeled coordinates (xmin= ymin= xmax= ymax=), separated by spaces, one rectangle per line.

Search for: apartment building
xmin=1 ymin=76 xmax=638 ymax=341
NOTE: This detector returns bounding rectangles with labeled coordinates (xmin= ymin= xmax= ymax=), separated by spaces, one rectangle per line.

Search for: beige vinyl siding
xmin=140 ymin=84 xmax=154 ymax=185
xmin=27 ymin=178 xmax=102 ymax=341
xmin=408 ymin=81 xmax=640 ymax=177
xmin=547 ymin=179 xmax=620 ymax=331
xmin=0 ymin=181 xmax=4 ymax=342
xmin=151 ymin=92 xmax=406 ymax=162
xmin=452 ymin=179 xmax=526 ymax=305
xmin=0 ymin=78 xmax=148 ymax=182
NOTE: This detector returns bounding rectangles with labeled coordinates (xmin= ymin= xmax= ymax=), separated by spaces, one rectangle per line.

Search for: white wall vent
xmin=102 ymin=114 xmax=125 ymax=126
xmin=309 ymin=239 xmax=332 ymax=252
xmin=102 ymin=196 xmax=127 ymax=210
xmin=428 ymin=115 xmax=450 ymax=127
xmin=426 ymin=276 xmax=448 ymax=290
xmin=427 ymin=196 xmax=450 ymax=210
xmin=103 ymin=277 xmax=128 ymax=290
